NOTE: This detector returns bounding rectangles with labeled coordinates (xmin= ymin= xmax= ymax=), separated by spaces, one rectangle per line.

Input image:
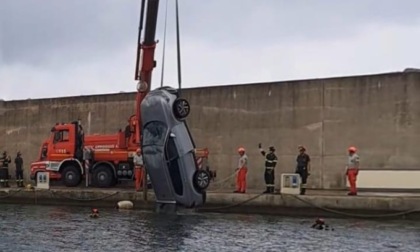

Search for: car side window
xmin=142 ymin=121 xmax=167 ymax=146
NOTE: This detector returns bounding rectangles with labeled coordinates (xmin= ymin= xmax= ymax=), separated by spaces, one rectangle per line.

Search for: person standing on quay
xmin=259 ymin=143 xmax=277 ymax=194
xmin=234 ymin=147 xmax=248 ymax=193
xmin=296 ymin=146 xmax=311 ymax=195
xmin=133 ymin=148 xmax=144 ymax=192
xmin=346 ymin=146 xmax=360 ymax=196
xmin=15 ymin=151 xmax=24 ymax=187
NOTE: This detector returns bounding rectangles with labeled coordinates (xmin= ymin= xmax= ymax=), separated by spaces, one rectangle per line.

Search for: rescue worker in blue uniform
xmin=259 ymin=143 xmax=278 ymax=194
xmin=296 ymin=145 xmax=311 ymax=195
xmin=14 ymin=151 xmax=24 ymax=187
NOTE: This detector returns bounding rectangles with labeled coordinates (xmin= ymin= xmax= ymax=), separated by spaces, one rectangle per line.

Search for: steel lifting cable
xmin=175 ymin=0 xmax=182 ymax=95
xmin=197 ymin=190 xmax=420 ymax=217
xmin=197 ymin=192 xmax=266 ymax=211
xmin=289 ymin=194 xmax=420 ymax=218
xmin=50 ymin=190 xmax=119 ymax=202
xmin=208 ymin=171 xmax=239 ymax=191
xmin=160 ymin=0 xmax=169 ymax=87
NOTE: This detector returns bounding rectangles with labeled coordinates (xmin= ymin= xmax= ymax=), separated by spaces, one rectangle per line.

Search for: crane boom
xmin=134 ymin=0 xmax=160 ymax=146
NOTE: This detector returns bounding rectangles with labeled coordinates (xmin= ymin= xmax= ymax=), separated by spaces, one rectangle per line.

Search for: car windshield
xmin=142 ymin=121 xmax=168 ymax=146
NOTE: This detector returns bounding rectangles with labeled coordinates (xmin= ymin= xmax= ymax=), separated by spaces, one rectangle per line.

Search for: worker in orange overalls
xmin=133 ymin=148 xmax=144 ymax=192
xmin=234 ymin=147 xmax=248 ymax=193
xmin=346 ymin=146 xmax=360 ymax=196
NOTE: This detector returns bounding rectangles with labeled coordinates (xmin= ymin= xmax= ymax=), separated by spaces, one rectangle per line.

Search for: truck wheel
xmin=173 ymin=98 xmax=190 ymax=120
xmin=193 ymin=170 xmax=210 ymax=191
xmin=61 ymin=165 xmax=82 ymax=187
xmin=93 ymin=165 xmax=114 ymax=188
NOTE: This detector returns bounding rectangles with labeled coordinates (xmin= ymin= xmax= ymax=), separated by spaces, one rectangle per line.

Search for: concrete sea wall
xmin=1 ymin=71 xmax=420 ymax=190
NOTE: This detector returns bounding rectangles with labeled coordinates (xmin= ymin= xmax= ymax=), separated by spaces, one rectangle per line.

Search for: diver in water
xmin=90 ymin=208 xmax=99 ymax=218
xmin=311 ymin=218 xmax=334 ymax=231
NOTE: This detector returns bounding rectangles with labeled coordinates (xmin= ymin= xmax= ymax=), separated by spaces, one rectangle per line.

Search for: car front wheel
xmin=193 ymin=170 xmax=210 ymax=191
xmin=173 ymin=98 xmax=190 ymax=120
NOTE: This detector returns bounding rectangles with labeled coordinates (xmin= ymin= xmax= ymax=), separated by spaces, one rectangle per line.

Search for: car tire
xmin=61 ymin=165 xmax=82 ymax=187
xmin=193 ymin=170 xmax=210 ymax=191
xmin=173 ymin=98 xmax=190 ymax=120
xmin=93 ymin=165 xmax=114 ymax=188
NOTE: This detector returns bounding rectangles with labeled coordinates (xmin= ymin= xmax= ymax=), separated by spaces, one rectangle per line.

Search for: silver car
xmin=140 ymin=86 xmax=210 ymax=208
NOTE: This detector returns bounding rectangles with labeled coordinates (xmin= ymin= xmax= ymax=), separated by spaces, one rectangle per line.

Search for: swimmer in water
xmin=90 ymin=208 xmax=99 ymax=218
xmin=311 ymin=218 xmax=334 ymax=231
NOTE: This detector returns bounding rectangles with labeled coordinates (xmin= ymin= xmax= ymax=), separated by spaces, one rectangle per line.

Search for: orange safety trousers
xmin=236 ymin=167 xmax=248 ymax=193
xmin=347 ymin=168 xmax=358 ymax=194
xmin=135 ymin=166 xmax=144 ymax=191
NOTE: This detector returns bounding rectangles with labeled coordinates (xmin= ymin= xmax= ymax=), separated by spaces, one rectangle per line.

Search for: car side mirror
xmin=170 ymin=133 xmax=176 ymax=138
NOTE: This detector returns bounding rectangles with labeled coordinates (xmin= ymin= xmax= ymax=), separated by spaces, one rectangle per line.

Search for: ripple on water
xmin=0 ymin=204 xmax=419 ymax=252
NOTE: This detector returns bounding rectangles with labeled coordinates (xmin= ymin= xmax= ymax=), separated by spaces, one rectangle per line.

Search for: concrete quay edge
xmin=0 ymin=188 xmax=420 ymax=219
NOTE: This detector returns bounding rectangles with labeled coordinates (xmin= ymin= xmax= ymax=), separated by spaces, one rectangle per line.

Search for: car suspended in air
xmin=141 ymin=86 xmax=210 ymax=210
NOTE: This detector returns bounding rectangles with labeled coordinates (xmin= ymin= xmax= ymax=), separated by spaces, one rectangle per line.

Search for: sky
xmin=1 ymin=0 xmax=420 ymax=100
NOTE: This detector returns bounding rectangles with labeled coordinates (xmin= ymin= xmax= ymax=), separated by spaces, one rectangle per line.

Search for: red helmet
xmin=348 ymin=146 xmax=357 ymax=152
xmin=237 ymin=147 xmax=245 ymax=153
xmin=316 ymin=217 xmax=325 ymax=225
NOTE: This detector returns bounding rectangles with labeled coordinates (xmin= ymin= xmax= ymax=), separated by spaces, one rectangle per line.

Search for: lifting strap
xmin=160 ymin=0 xmax=169 ymax=87
xmin=175 ymin=0 xmax=182 ymax=95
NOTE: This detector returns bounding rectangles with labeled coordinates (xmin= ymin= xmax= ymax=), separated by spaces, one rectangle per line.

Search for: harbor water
xmin=0 ymin=204 xmax=419 ymax=252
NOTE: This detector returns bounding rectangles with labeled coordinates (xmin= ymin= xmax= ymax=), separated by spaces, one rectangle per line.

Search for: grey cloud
xmin=0 ymin=0 xmax=140 ymax=66
xmin=1 ymin=0 xmax=420 ymax=100
xmin=3 ymin=0 xmax=420 ymax=66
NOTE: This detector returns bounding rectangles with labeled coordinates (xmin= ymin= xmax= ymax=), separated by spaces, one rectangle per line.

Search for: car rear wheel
xmin=173 ymin=98 xmax=190 ymax=120
xmin=61 ymin=165 xmax=82 ymax=187
xmin=93 ymin=165 xmax=114 ymax=188
xmin=193 ymin=170 xmax=210 ymax=191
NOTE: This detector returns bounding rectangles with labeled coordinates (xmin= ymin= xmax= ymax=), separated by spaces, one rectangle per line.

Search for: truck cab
xmin=48 ymin=122 xmax=84 ymax=161
xmin=30 ymin=121 xmax=85 ymax=186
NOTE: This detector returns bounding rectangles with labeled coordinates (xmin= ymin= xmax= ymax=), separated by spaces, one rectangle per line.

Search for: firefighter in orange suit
xmin=346 ymin=146 xmax=360 ymax=196
xmin=133 ymin=148 xmax=144 ymax=192
xmin=234 ymin=147 xmax=248 ymax=193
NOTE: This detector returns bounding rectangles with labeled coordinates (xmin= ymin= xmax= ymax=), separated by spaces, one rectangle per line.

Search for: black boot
xmin=263 ymin=187 xmax=270 ymax=193
xmin=270 ymin=187 xmax=275 ymax=194
xmin=5 ymin=180 xmax=9 ymax=188
xmin=300 ymin=188 xmax=306 ymax=195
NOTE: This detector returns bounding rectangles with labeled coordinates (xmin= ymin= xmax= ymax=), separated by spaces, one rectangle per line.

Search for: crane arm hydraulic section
xmin=134 ymin=0 xmax=160 ymax=145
